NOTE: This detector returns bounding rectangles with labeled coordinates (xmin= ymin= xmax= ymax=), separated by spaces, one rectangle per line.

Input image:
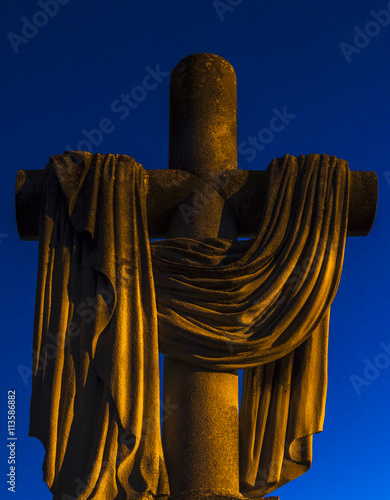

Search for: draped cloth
xmin=29 ymin=151 xmax=349 ymax=499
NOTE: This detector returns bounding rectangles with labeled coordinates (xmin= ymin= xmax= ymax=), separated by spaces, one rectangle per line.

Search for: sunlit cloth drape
xmin=29 ymin=151 xmax=349 ymax=499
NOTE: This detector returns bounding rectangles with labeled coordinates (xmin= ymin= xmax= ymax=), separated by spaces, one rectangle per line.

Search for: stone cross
xmin=16 ymin=53 xmax=377 ymax=500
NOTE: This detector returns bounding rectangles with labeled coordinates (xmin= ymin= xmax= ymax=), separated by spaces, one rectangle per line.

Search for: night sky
xmin=1 ymin=1 xmax=389 ymax=498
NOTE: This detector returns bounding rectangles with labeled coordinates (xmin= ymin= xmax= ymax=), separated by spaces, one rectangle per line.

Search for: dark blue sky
xmin=1 ymin=1 xmax=389 ymax=498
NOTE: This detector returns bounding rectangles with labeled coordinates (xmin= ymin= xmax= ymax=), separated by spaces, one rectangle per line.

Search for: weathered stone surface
xmin=17 ymin=53 xmax=378 ymax=500
xmin=163 ymin=358 xmax=240 ymax=496
xmin=163 ymin=54 xmax=240 ymax=496
xmin=15 ymin=168 xmax=378 ymax=240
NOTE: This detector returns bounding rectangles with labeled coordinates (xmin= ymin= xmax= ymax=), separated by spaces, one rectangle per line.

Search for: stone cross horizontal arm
xmin=15 ymin=167 xmax=377 ymax=240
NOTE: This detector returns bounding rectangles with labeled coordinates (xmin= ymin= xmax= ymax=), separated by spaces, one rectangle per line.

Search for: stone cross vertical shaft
xmin=163 ymin=54 xmax=241 ymax=498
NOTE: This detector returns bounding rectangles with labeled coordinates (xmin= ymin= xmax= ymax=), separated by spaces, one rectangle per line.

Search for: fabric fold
xmin=29 ymin=151 xmax=349 ymax=499
xmin=30 ymin=152 xmax=169 ymax=499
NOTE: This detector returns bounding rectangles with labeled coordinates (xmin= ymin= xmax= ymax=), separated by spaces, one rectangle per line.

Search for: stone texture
xmin=163 ymin=358 xmax=240 ymax=496
xmin=15 ymin=168 xmax=378 ymax=241
xmin=163 ymin=54 xmax=240 ymax=496
xmin=17 ymin=53 xmax=378 ymax=500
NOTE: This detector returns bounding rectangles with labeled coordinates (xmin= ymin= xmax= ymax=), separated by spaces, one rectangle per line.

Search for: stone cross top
xmin=16 ymin=54 xmax=377 ymax=500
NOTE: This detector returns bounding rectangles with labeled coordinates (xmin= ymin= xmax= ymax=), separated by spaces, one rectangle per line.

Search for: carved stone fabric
xmin=29 ymin=151 xmax=349 ymax=499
